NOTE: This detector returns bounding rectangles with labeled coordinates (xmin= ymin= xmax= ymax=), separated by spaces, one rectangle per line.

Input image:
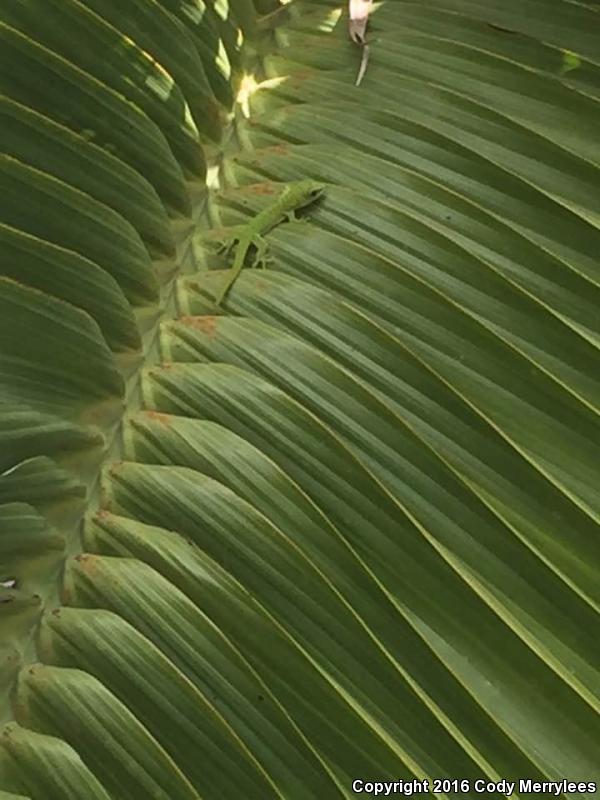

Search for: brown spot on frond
xmin=179 ymin=316 xmax=219 ymax=336
xmin=267 ymin=143 xmax=289 ymax=156
xmin=144 ymin=410 xmax=172 ymax=425
xmin=246 ymin=182 xmax=277 ymax=195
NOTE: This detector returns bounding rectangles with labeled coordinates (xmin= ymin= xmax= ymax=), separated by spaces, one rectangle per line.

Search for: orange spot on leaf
xmin=253 ymin=278 xmax=269 ymax=294
xmin=267 ymin=143 xmax=290 ymax=156
xmin=290 ymin=70 xmax=313 ymax=84
xmin=144 ymin=410 xmax=172 ymax=425
xmin=245 ymin=182 xmax=278 ymax=196
xmin=180 ymin=315 xmax=219 ymax=337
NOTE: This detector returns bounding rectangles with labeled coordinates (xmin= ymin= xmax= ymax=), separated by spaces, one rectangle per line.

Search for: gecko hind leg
xmin=215 ymin=225 xmax=244 ymax=256
xmin=251 ymin=234 xmax=271 ymax=268
xmin=217 ymin=236 xmax=239 ymax=256
xmin=215 ymin=233 xmax=265 ymax=307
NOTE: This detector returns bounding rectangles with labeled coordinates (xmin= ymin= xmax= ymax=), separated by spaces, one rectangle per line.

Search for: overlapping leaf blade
xmin=3 ymin=0 xmax=205 ymax=176
xmin=0 ymin=96 xmax=175 ymax=257
xmin=0 ymin=21 xmax=191 ymax=214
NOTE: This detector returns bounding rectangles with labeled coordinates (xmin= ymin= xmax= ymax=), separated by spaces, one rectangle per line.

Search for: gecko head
xmin=298 ymin=179 xmax=326 ymax=201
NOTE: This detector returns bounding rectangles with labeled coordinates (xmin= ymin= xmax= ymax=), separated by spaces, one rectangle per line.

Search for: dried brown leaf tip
xmin=348 ymin=0 xmax=373 ymax=44
xmin=349 ymin=0 xmax=373 ymax=87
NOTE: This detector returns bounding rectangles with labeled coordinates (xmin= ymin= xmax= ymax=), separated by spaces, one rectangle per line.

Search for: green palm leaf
xmin=1 ymin=0 xmax=598 ymax=797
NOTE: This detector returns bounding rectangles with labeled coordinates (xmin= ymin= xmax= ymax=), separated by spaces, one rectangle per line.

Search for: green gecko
xmin=214 ymin=179 xmax=326 ymax=306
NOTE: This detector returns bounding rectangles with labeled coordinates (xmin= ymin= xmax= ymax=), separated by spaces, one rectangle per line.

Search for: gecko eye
xmin=310 ymin=188 xmax=322 ymax=198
